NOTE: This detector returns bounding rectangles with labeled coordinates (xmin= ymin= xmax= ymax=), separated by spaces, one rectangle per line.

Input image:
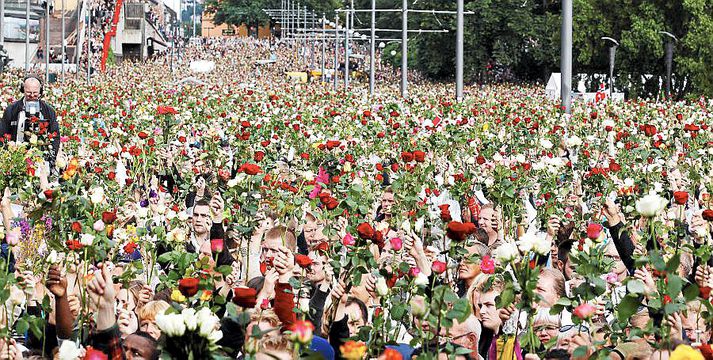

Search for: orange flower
xmin=340 ymin=340 xmax=367 ymax=360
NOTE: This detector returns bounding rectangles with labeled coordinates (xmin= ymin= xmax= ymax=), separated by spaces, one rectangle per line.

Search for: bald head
xmin=23 ymin=78 xmax=41 ymax=101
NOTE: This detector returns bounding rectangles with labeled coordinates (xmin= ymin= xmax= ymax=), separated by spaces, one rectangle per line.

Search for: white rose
xmin=414 ymin=272 xmax=429 ymax=287
xmin=93 ymin=220 xmax=105 ymax=232
xmin=166 ymin=210 xmax=177 ymax=220
xmin=517 ymin=233 xmax=537 ymax=253
xmin=47 ymin=250 xmax=60 ymax=264
xmin=375 ymin=276 xmax=389 ymax=297
xmin=29 ymin=134 xmax=38 ymax=145
xmin=197 ymin=307 xmax=220 ymax=337
xmin=541 ymin=139 xmax=554 ymax=149
xmin=494 ymin=242 xmax=519 ymax=263
xmin=156 ymin=313 xmax=186 ymax=337
xmin=533 ymin=236 xmax=551 ymax=255
xmin=80 ymin=233 xmax=95 ymax=246
xmin=227 ymin=178 xmax=238 ymax=188
xmin=565 ymin=135 xmax=582 ymax=148
xmin=635 ymin=193 xmax=667 ymax=217
xmin=492 ymin=153 xmax=504 ymax=163
xmin=207 ymin=329 xmax=223 ymax=344
xmin=137 ymin=207 xmax=149 ymax=219
xmin=484 ymin=177 xmax=495 ymax=188
xmin=181 ymin=308 xmax=197 ymax=331
xmin=89 ymin=187 xmax=105 ymax=205
xmin=57 ymin=340 xmax=83 ymax=360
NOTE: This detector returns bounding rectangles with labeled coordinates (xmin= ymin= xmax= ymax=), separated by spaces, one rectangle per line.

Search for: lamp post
xmin=369 ymin=0 xmax=375 ymax=96
xmin=25 ymin=0 xmax=30 ymax=73
xmin=455 ymin=0 xmax=464 ymax=102
xmin=601 ymin=36 xmax=619 ymax=98
xmin=659 ymin=31 xmax=677 ymax=99
xmin=401 ymin=0 xmax=407 ymax=98
xmin=560 ymin=0 xmax=572 ymax=114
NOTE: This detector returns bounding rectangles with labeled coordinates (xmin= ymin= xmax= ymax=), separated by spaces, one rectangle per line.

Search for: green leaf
xmin=666 ymin=253 xmax=681 ymax=274
xmin=627 ymin=279 xmax=646 ymax=294
xmin=616 ymin=295 xmax=641 ymax=321
xmin=683 ymin=284 xmax=700 ymax=301
xmin=667 ymin=275 xmax=683 ymax=297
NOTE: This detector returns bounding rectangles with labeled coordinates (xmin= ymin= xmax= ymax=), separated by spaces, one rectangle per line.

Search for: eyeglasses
xmin=534 ymin=324 xmax=559 ymax=332
xmin=559 ymin=324 xmax=590 ymax=333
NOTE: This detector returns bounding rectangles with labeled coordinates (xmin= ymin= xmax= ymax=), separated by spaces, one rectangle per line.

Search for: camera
xmin=24 ymin=101 xmax=41 ymax=118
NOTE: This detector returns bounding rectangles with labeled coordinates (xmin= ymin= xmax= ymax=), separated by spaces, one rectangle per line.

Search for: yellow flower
xmin=670 ymin=345 xmax=704 ymax=360
xmin=340 ymin=340 xmax=367 ymax=360
xmin=200 ymin=290 xmax=213 ymax=302
xmin=482 ymin=122 xmax=490 ymax=132
xmin=171 ymin=289 xmax=187 ymax=303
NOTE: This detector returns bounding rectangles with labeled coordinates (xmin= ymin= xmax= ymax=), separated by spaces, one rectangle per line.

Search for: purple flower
xmin=149 ymin=190 xmax=158 ymax=199
xmin=140 ymin=199 xmax=149 ymax=207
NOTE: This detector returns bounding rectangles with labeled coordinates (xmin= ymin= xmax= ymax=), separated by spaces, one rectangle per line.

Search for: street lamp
xmin=601 ymin=36 xmax=619 ymax=97
xmin=659 ymin=31 xmax=677 ymax=99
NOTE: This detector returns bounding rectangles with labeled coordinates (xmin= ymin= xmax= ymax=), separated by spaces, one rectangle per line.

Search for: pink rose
xmin=5 ymin=227 xmax=20 ymax=246
xmin=342 ymin=233 xmax=356 ymax=247
xmin=390 ymin=237 xmax=403 ymax=251
xmin=573 ymin=302 xmax=597 ymax=320
xmin=480 ymin=255 xmax=495 ymax=274
xmin=408 ymin=267 xmax=421 ymax=277
xmin=431 ymin=261 xmax=447 ymax=274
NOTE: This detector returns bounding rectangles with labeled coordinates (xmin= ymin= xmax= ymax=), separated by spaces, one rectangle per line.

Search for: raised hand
xmin=46 ymin=265 xmax=67 ymax=298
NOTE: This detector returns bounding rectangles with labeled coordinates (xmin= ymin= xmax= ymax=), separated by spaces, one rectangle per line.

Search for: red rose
xmin=43 ymin=189 xmax=54 ymax=200
xmin=326 ymin=199 xmax=339 ymax=210
xmin=123 ymin=242 xmax=138 ymax=254
xmin=446 ymin=221 xmax=477 ymax=241
xmin=326 ymin=140 xmax=341 ymax=150
xmin=356 ymin=222 xmax=376 ymax=240
xmin=439 ymin=204 xmax=452 ymax=222
xmin=703 ymin=209 xmax=713 ymax=221
xmin=102 ymin=211 xmax=117 ymax=224
xmin=413 ymin=150 xmax=426 ymax=162
xmin=137 ymin=131 xmax=148 ymax=139
xmin=66 ymin=239 xmax=82 ymax=251
xmin=71 ymin=221 xmax=82 ymax=233
xmin=295 ymin=254 xmax=313 ymax=268
xmin=609 ymin=160 xmax=621 ymax=172
xmin=84 ymin=346 xmax=109 ymax=360
xmin=211 ymin=238 xmax=224 ymax=253
xmin=476 ymin=155 xmax=486 ymax=165
xmin=178 ymin=277 xmax=200 ymax=297
xmin=401 ymin=151 xmax=414 ymax=162
xmin=108 ymin=171 xmax=116 ymax=180
xmin=232 ymin=287 xmax=258 ymax=308
xmin=431 ymin=261 xmax=447 ymax=274
xmin=319 ymin=192 xmax=331 ymax=203
xmin=586 ymin=223 xmax=603 ymax=240
xmin=314 ymin=242 xmax=330 ymax=253
xmin=254 ymin=151 xmax=265 ymax=162
xmin=372 ymin=230 xmax=386 ymax=249
xmin=673 ymin=191 xmax=688 ymax=205
xmin=239 ymin=163 xmax=262 ymax=175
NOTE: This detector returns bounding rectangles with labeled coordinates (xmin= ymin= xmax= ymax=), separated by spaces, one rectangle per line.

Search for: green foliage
xmin=206 ymin=0 xmax=713 ymax=97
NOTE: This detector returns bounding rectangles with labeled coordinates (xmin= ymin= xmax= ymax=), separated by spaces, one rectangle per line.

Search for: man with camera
xmin=0 ymin=76 xmax=60 ymax=169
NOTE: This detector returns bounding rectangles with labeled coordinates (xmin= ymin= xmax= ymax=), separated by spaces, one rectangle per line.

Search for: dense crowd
xmin=0 ymin=36 xmax=712 ymax=360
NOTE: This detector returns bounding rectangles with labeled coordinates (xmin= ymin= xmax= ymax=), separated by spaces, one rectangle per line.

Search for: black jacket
xmin=1 ymin=98 xmax=60 ymax=168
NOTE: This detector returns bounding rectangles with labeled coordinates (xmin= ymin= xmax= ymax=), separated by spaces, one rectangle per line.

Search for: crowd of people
xmin=0 ymin=36 xmax=712 ymax=360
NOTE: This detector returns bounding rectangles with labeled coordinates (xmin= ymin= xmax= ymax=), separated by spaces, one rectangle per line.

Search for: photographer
xmin=0 ymin=76 xmax=60 ymax=169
